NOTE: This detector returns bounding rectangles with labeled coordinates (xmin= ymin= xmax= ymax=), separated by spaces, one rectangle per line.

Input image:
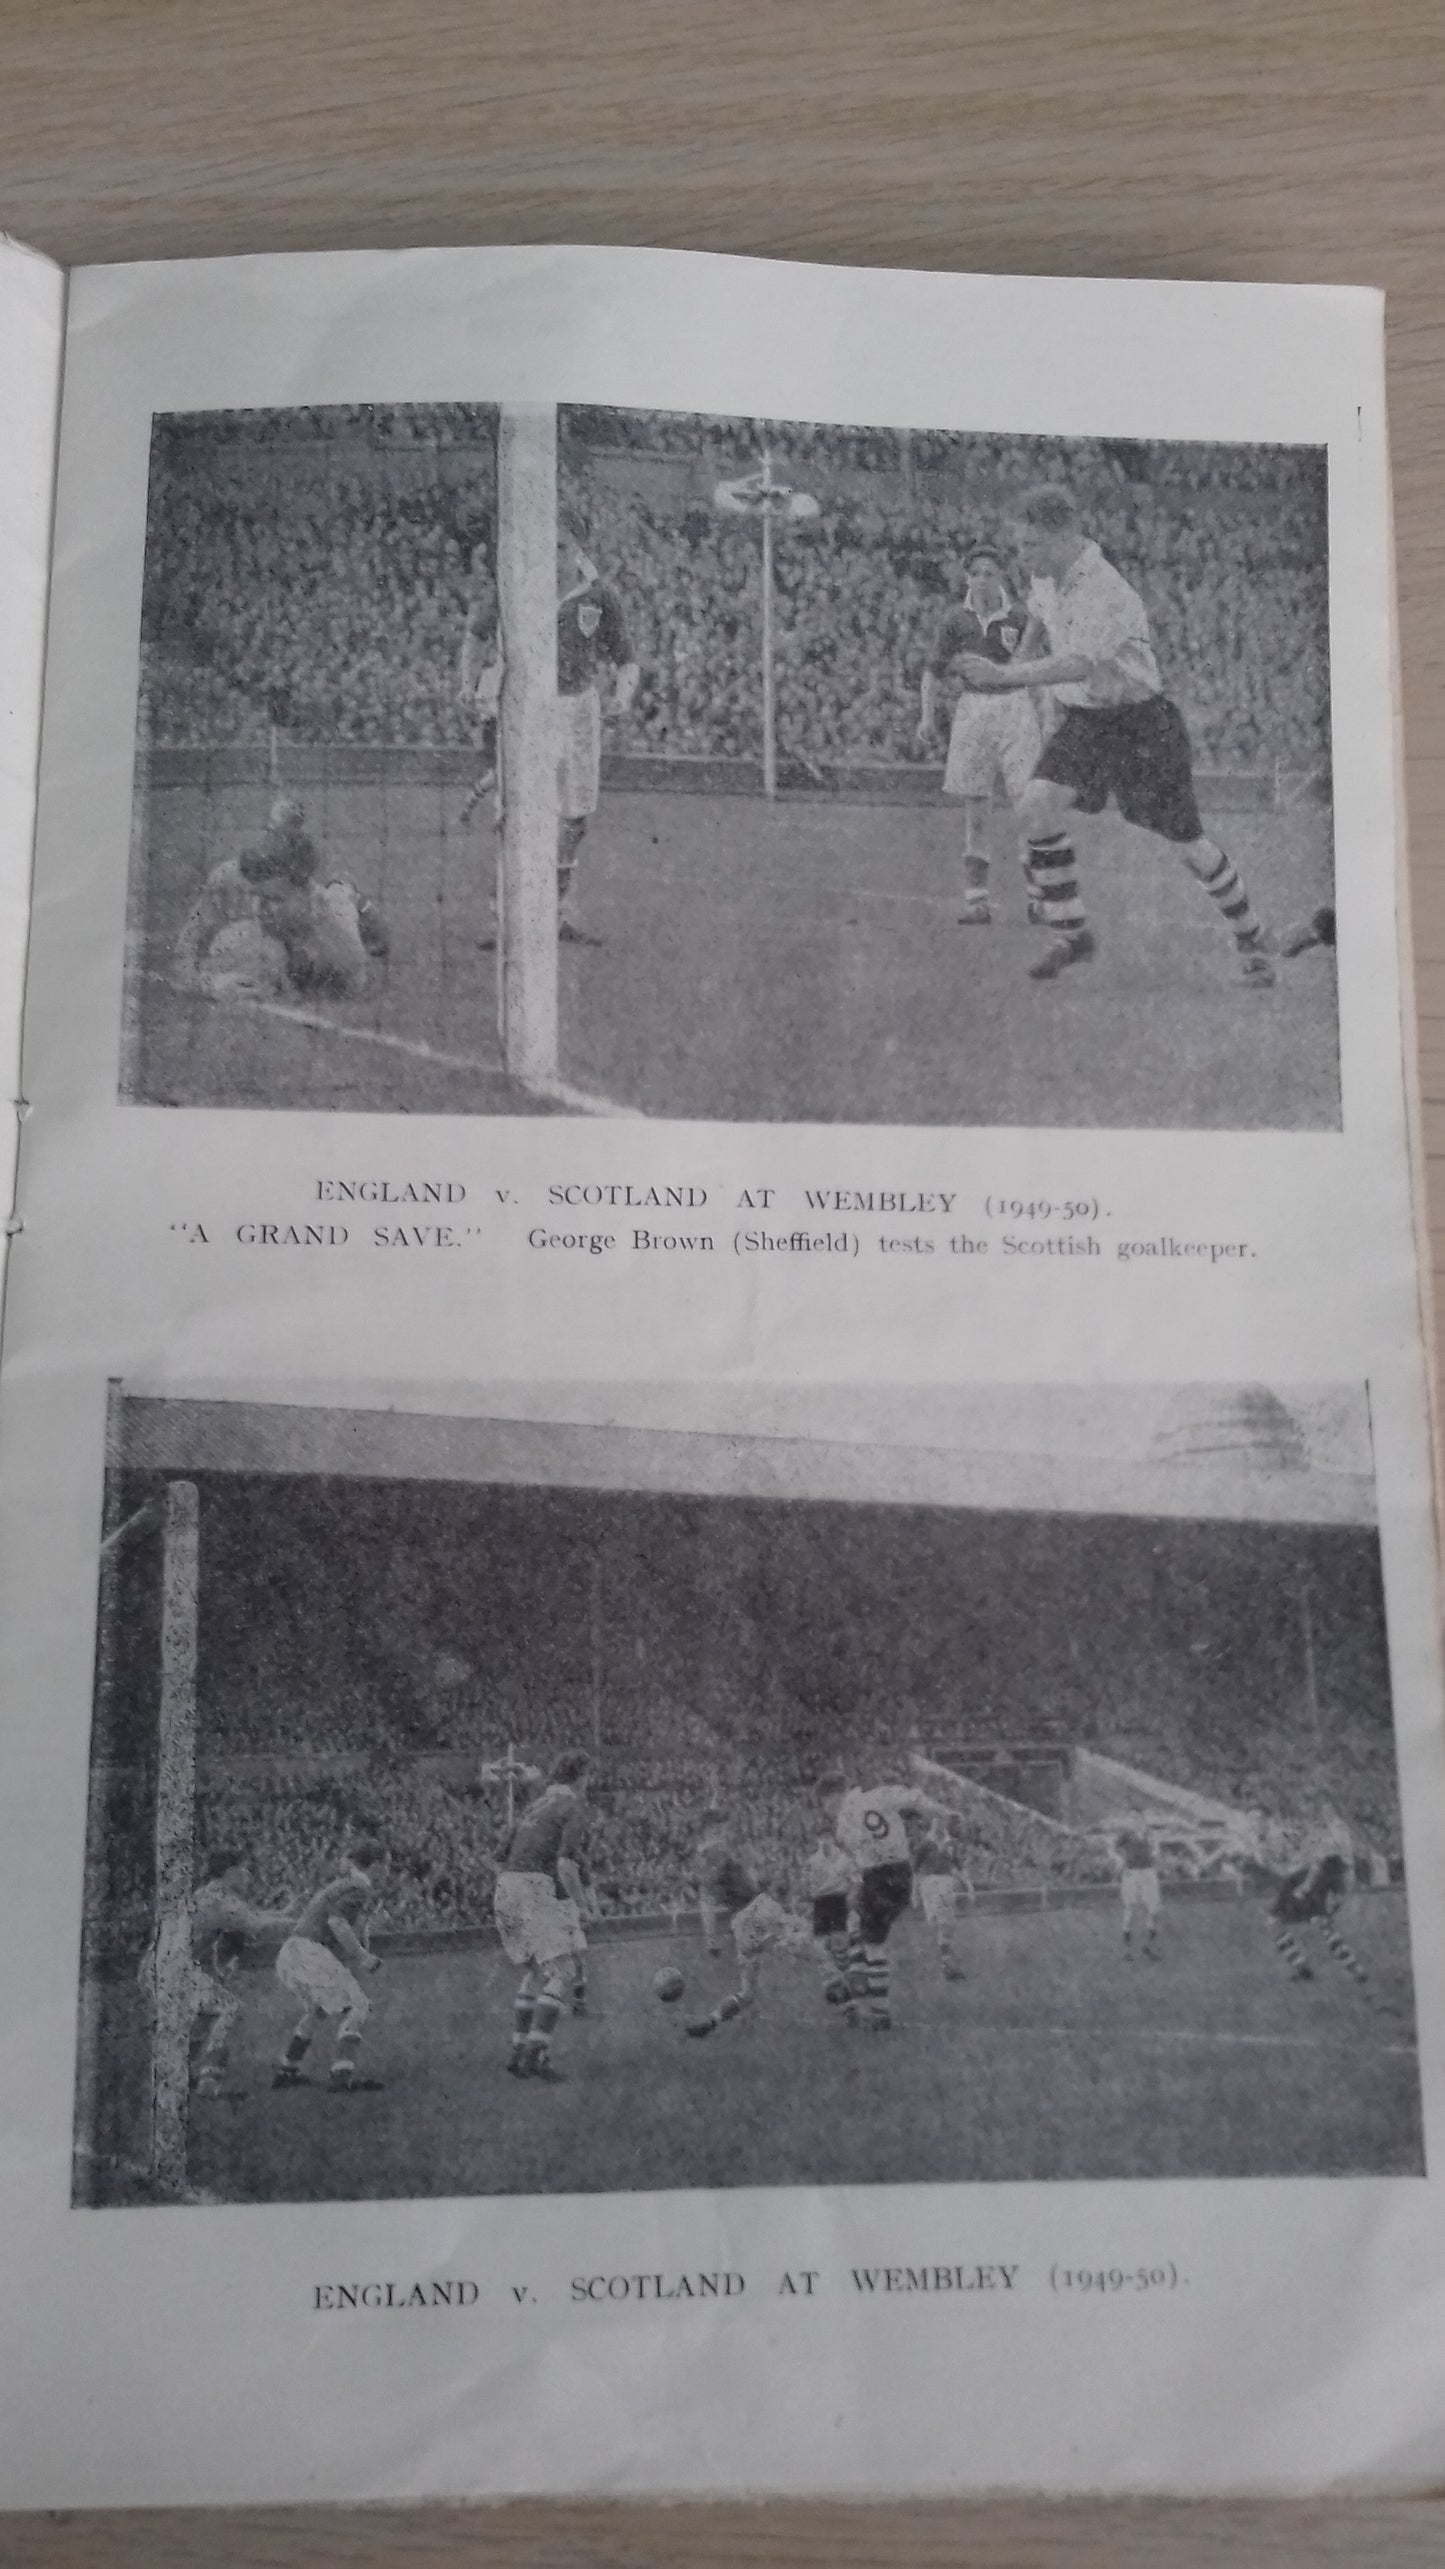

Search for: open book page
xmin=0 ymin=237 xmax=64 ymax=1296
xmin=0 ymin=244 xmax=1442 ymax=2508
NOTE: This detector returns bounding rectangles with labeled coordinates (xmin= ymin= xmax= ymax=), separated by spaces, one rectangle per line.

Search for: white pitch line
xmin=526 ymin=1072 xmax=643 ymax=1119
xmin=142 ymin=969 xmax=507 ymax=1074
xmin=142 ymin=970 xmax=640 ymax=1112
xmin=988 ymin=2025 xmax=1417 ymax=2057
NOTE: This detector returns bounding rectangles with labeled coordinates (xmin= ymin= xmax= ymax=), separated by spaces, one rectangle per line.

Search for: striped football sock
xmin=1195 ymin=840 xmax=1263 ymax=946
xmin=1027 ymin=833 xmax=1087 ymax=934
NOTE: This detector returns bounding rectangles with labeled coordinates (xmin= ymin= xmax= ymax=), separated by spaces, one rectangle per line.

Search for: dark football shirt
xmin=292 ymin=1874 xmax=371 ymax=1959
xmin=505 ymin=1784 xmax=588 ymax=1884
xmin=926 ymin=596 xmax=1026 ymax=690
xmin=558 ymin=583 xmax=630 ymax=695
xmin=913 ymin=1830 xmax=955 ymax=1878
xmin=696 ymin=1832 xmax=757 ymax=1909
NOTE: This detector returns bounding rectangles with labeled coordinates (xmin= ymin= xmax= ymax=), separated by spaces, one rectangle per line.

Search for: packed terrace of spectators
xmin=139 ymin=414 xmax=1330 ymax=779
xmin=84 ymin=1684 xmax=1397 ymax=1953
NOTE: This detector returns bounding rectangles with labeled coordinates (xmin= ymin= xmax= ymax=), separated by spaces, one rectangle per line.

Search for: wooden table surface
xmin=2 ymin=0 xmax=1444 ymax=2559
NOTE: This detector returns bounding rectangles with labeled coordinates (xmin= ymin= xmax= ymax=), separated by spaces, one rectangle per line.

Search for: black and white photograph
xmin=75 ymin=1380 xmax=1419 ymax=2209
xmin=123 ymin=402 xmax=1338 ymax=1127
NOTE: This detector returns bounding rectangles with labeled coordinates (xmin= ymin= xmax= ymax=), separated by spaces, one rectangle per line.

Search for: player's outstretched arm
xmin=242 ymin=1900 xmax=299 ymax=1945
xmin=327 ymin=1913 xmax=375 ymax=1971
xmin=961 ymin=647 xmax=1091 ymax=691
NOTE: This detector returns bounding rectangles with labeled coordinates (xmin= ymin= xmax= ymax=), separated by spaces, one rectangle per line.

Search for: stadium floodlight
xmin=714 ymin=450 xmax=821 ymax=800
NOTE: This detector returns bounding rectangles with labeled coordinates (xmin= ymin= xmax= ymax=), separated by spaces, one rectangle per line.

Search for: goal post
xmin=145 ymin=1477 xmax=200 ymax=2198
xmin=496 ymin=404 xmax=559 ymax=1088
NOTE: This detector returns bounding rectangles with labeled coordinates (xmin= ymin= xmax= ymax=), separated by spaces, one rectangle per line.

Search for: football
xmin=653 ymin=1966 xmax=685 ymax=2003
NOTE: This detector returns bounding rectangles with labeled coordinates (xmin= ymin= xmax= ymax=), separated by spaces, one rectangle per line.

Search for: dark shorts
xmin=812 ymin=1892 xmax=850 ymax=1939
xmin=1033 ymin=696 xmax=1203 ymax=843
xmin=857 ymin=1861 xmax=913 ymax=1946
xmin=1270 ymin=1856 xmax=1348 ymax=1924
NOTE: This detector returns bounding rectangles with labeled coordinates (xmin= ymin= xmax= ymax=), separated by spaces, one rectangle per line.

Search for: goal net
xmin=125 ymin=400 xmax=580 ymax=1114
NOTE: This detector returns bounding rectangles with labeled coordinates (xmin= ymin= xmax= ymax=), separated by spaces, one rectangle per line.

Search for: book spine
xmin=0 ymin=235 xmax=66 ymax=1320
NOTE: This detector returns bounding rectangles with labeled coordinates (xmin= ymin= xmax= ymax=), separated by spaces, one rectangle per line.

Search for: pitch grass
xmin=127 ymin=782 xmax=1338 ymax=1127
xmin=83 ymin=1897 xmax=1421 ymax=2205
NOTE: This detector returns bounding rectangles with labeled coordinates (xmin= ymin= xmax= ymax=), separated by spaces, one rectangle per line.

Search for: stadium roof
xmin=118 ymin=1385 xmax=1376 ymax=1528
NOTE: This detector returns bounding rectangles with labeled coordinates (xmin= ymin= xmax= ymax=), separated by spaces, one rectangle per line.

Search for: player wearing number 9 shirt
xmin=816 ymin=1768 xmax=958 ymax=2030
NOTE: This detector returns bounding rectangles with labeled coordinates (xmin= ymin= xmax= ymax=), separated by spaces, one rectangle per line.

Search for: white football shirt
xmin=833 ymin=1785 xmax=929 ymax=1870
xmin=1027 ymin=539 xmax=1163 ymax=707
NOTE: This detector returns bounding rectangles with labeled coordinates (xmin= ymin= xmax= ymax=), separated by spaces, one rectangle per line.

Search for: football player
xmin=917 ymin=544 xmax=1041 ymax=924
xmin=456 ymin=541 xmax=502 ymax=828
xmin=804 ymin=1833 xmax=858 ymax=2004
xmin=686 ymin=1875 xmax=817 ymax=2038
xmin=912 ymin=1818 xmax=968 ymax=1980
xmin=694 ymin=1807 xmax=759 ymax=1957
xmin=962 ymin=483 xmax=1290 ymax=987
xmin=273 ymin=1840 xmax=385 ymax=2093
xmin=1266 ymin=1804 xmax=1379 ymax=2002
xmin=181 ymin=1847 xmax=294 ymax=2098
xmin=817 ymin=1766 xmax=960 ymax=2029
xmin=174 ymin=796 xmax=389 ymax=1003
xmin=1113 ymin=1823 xmax=1162 ymax=1960
xmin=552 ymin=513 xmax=638 ymax=941
xmin=493 ymin=1750 xmax=595 ymax=2081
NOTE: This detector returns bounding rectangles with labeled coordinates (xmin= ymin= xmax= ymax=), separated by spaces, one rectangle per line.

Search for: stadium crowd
xmin=154 ymin=1695 xmax=1393 ymax=1942
xmin=140 ymin=415 xmax=1330 ymax=781
xmin=85 ymin=1689 xmax=1397 ymax=1955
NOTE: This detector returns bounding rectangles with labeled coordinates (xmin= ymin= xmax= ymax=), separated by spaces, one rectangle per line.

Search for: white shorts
xmin=198 ymin=918 xmax=289 ymax=1001
xmin=944 ymin=690 xmax=1041 ymax=805
xmin=556 ymin=687 xmax=602 ymax=821
xmin=307 ymin=881 xmax=372 ymax=994
xmin=733 ymin=1894 xmax=810 ymax=1961
xmin=919 ymin=1874 xmax=959 ymax=1927
xmin=1120 ymin=1868 xmax=1161 ymax=1918
xmin=494 ymin=1872 xmax=585 ymax=1969
xmin=276 ymin=1934 xmax=370 ymax=2020
xmin=185 ymin=1963 xmax=239 ymax=2021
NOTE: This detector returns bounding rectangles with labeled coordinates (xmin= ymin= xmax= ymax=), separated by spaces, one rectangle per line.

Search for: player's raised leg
xmin=1017 ymin=774 xmax=1095 ymax=980
xmin=1178 ymin=829 xmax=1273 ymax=986
xmin=687 ymin=1886 xmax=811 ymax=2038
xmin=1308 ymin=1906 xmax=1377 ymax=2000
xmin=686 ymin=1944 xmax=760 ymax=2038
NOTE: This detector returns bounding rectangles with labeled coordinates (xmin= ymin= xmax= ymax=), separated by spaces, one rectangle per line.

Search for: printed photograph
xmin=123 ymin=402 xmax=1338 ymax=1126
xmin=75 ymin=1381 xmax=1418 ymax=2207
